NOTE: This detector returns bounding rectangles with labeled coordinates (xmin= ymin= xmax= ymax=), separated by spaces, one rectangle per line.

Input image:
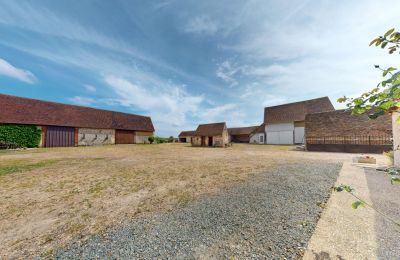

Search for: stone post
xmin=392 ymin=111 xmax=400 ymax=167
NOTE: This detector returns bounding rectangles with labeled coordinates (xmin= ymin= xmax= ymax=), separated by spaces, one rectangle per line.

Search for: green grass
xmin=0 ymin=159 xmax=61 ymax=177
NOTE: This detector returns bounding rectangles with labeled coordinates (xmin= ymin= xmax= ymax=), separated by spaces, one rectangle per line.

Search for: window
xmin=260 ymin=135 xmax=264 ymax=143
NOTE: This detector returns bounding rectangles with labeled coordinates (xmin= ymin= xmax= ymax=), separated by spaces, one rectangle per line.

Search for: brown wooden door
xmin=115 ymin=130 xmax=135 ymax=144
xmin=45 ymin=126 xmax=75 ymax=147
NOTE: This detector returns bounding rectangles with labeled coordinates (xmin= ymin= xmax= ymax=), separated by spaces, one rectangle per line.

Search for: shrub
xmin=0 ymin=124 xmax=41 ymax=148
xmin=148 ymin=136 xmax=155 ymax=144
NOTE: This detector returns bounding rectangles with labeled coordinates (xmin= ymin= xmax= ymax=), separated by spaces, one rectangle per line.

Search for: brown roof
xmin=178 ymin=130 xmax=196 ymax=137
xmin=228 ymin=126 xmax=258 ymax=135
xmin=0 ymin=94 xmax=154 ymax=132
xmin=305 ymin=109 xmax=392 ymax=137
xmin=264 ymin=97 xmax=334 ymax=124
xmin=250 ymin=124 xmax=265 ymax=135
xmin=193 ymin=122 xmax=227 ymax=136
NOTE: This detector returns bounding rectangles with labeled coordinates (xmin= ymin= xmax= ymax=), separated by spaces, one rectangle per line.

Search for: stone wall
xmin=305 ymin=110 xmax=392 ymax=137
xmin=135 ymin=131 xmax=152 ymax=144
xmin=78 ymin=128 xmax=115 ymax=146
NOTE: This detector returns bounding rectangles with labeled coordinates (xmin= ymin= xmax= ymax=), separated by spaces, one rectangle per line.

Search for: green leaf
xmin=369 ymin=38 xmax=379 ymax=46
xmin=381 ymin=42 xmax=388 ymax=49
xmin=379 ymin=101 xmax=394 ymax=110
xmin=384 ymin=28 xmax=395 ymax=38
xmin=334 ymin=184 xmax=354 ymax=192
xmin=368 ymin=110 xmax=385 ymax=119
xmin=383 ymin=67 xmax=397 ymax=77
xmin=352 ymin=200 xmax=365 ymax=209
xmin=391 ymin=177 xmax=400 ymax=184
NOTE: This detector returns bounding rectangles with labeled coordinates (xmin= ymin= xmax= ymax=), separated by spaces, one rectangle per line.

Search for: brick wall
xmin=305 ymin=110 xmax=392 ymax=137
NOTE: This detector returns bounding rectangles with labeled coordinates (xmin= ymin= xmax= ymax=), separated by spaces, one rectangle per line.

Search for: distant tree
xmin=168 ymin=136 xmax=174 ymax=143
xmin=148 ymin=136 xmax=154 ymax=144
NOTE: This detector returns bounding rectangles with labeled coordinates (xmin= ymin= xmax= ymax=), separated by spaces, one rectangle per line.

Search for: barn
xmin=305 ymin=109 xmax=392 ymax=153
xmin=178 ymin=130 xmax=195 ymax=143
xmin=263 ymin=97 xmax=334 ymax=145
xmin=0 ymin=94 xmax=154 ymax=147
xmin=228 ymin=126 xmax=258 ymax=143
xmin=191 ymin=122 xmax=229 ymax=147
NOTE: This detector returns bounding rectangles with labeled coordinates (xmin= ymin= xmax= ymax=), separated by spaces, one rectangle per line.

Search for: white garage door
xmin=267 ymin=131 xmax=293 ymax=144
xmin=294 ymin=127 xmax=305 ymax=144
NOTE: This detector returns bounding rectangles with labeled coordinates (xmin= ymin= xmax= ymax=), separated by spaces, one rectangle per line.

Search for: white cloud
xmin=216 ymin=60 xmax=245 ymax=87
xmin=199 ymin=103 xmax=236 ymax=121
xmin=183 ymin=15 xmax=219 ymax=35
xmin=0 ymin=58 xmax=36 ymax=84
xmin=84 ymin=84 xmax=96 ymax=92
xmin=69 ymin=96 xmax=95 ymax=106
xmin=104 ymin=75 xmax=204 ymax=128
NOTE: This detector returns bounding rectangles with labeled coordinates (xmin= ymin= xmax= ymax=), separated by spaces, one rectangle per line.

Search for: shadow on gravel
xmin=365 ymin=168 xmax=400 ymax=259
xmin=56 ymin=161 xmax=342 ymax=259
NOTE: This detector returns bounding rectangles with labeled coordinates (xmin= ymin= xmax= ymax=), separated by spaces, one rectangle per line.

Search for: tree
xmin=148 ymin=136 xmax=154 ymax=144
xmin=338 ymin=28 xmax=400 ymax=120
xmin=335 ymin=28 xmax=400 ymax=218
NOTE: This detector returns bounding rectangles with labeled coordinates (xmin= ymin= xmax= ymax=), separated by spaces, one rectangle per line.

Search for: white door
xmin=267 ymin=131 xmax=293 ymax=144
xmin=294 ymin=127 xmax=305 ymax=144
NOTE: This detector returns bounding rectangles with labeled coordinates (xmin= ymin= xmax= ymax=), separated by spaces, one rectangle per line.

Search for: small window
xmin=260 ymin=135 xmax=264 ymax=143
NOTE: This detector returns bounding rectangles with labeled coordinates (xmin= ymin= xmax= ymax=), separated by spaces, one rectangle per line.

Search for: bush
xmin=148 ymin=136 xmax=155 ymax=144
xmin=0 ymin=124 xmax=41 ymax=148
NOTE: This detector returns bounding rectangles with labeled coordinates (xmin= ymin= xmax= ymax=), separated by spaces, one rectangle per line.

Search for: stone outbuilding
xmin=178 ymin=130 xmax=195 ymax=143
xmin=192 ymin=122 xmax=229 ymax=147
xmin=228 ymin=126 xmax=258 ymax=143
xmin=0 ymin=93 xmax=154 ymax=147
xmin=305 ymin=109 xmax=392 ymax=153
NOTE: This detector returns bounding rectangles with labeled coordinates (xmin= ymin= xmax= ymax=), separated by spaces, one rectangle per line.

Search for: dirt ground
xmin=0 ymin=143 xmax=352 ymax=258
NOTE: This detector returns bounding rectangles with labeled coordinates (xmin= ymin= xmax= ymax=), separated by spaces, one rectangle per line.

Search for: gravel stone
xmin=56 ymin=160 xmax=341 ymax=259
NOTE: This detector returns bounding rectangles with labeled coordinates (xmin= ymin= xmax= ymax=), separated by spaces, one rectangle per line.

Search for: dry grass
xmin=0 ymin=143 xmax=350 ymax=258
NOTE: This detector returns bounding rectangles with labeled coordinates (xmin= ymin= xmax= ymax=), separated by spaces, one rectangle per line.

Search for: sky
xmin=0 ymin=0 xmax=399 ymax=136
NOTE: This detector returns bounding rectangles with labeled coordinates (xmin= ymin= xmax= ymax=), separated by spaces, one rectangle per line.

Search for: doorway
xmin=208 ymin=136 xmax=213 ymax=146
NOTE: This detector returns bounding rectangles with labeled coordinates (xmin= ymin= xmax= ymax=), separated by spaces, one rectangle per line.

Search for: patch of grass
xmin=176 ymin=191 xmax=193 ymax=207
xmin=0 ymin=159 xmax=61 ymax=177
xmin=88 ymin=181 xmax=109 ymax=194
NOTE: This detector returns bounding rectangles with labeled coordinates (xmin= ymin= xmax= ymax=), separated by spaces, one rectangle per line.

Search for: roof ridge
xmin=0 ymin=93 xmax=151 ymax=119
xmin=264 ymin=96 xmax=330 ymax=109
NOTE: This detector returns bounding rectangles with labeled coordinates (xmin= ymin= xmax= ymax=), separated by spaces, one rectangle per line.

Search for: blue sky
xmin=0 ymin=0 xmax=399 ymax=136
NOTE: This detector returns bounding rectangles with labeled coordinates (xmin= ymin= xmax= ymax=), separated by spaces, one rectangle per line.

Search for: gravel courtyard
xmin=57 ymin=160 xmax=342 ymax=259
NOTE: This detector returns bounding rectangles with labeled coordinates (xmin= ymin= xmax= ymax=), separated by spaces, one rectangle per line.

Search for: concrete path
xmin=303 ymin=158 xmax=400 ymax=259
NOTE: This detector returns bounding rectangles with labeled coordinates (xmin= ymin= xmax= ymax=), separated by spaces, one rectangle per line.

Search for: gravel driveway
xmin=56 ymin=160 xmax=342 ymax=259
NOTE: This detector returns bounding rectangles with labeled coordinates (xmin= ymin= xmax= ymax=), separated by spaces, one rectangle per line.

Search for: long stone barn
xmin=0 ymin=94 xmax=154 ymax=147
xmin=305 ymin=109 xmax=392 ymax=153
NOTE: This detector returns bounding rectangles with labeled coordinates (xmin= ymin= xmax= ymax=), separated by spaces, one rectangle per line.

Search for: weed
xmin=0 ymin=159 xmax=61 ymax=177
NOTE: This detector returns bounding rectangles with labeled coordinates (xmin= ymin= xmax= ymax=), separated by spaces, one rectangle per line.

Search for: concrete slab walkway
xmin=303 ymin=157 xmax=400 ymax=259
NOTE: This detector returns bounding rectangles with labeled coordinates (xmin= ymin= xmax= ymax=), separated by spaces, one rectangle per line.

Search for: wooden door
xmin=45 ymin=126 xmax=75 ymax=147
xmin=115 ymin=130 xmax=135 ymax=144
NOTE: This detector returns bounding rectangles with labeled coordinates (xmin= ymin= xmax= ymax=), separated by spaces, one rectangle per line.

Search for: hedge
xmin=0 ymin=124 xmax=42 ymax=148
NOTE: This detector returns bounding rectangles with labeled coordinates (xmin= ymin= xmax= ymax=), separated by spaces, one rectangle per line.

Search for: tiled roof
xmin=264 ymin=96 xmax=334 ymax=124
xmin=178 ymin=130 xmax=196 ymax=137
xmin=228 ymin=126 xmax=258 ymax=135
xmin=193 ymin=122 xmax=226 ymax=136
xmin=0 ymin=94 xmax=154 ymax=132
xmin=250 ymin=124 xmax=265 ymax=135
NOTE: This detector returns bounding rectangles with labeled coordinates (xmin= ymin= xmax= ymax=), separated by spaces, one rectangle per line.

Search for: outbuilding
xmin=178 ymin=130 xmax=195 ymax=143
xmin=263 ymin=97 xmax=334 ymax=144
xmin=228 ymin=126 xmax=258 ymax=143
xmin=0 ymin=94 xmax=154 ymax=147
xmin=305 ymin=109 xmax=392 ymax=153
xmin=191 ymin=122 xmax=229 ymax=147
